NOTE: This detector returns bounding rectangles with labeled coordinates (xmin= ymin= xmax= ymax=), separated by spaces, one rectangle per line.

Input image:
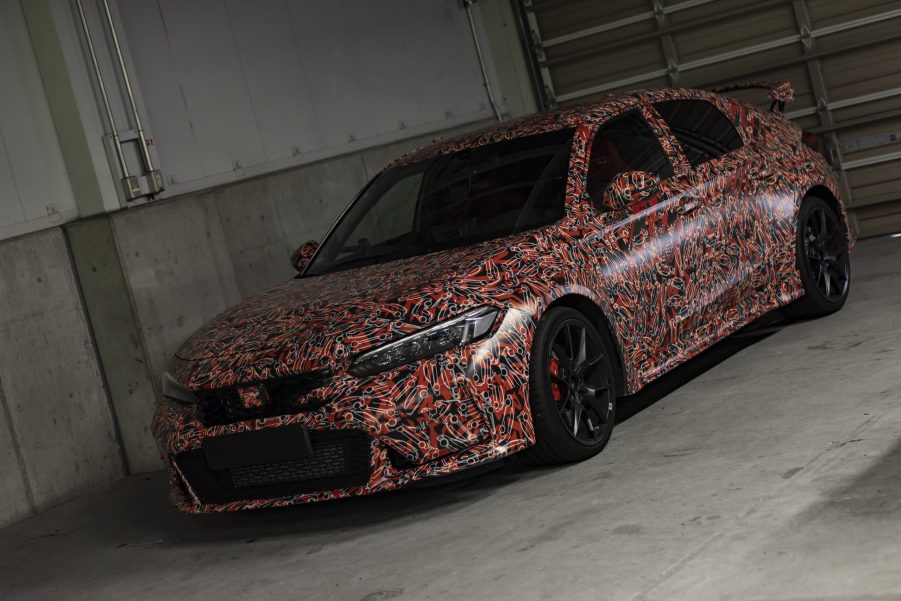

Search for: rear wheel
xmin=521 ymin=307 xmax=617 ymax=465
xmin=781 ymin=196 xmax=851 ymax=319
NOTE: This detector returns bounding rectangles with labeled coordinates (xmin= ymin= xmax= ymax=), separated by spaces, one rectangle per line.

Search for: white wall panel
xmin=397 ymin=0 xmax=498 ymax=122
xmin=0 ymin=133 xmax=24 ymax=228
xmin=0 ymin=0 xmax=76 ymax=236
xmin=342 ymin=2 xmax=425 ymax=135
xmin=114 ymin=0 xmax=500 ymax=195
xmin=225 ymin=0 xmax=322 ymax=159
xmin=287 ymin=2 xmax=377 ymax=147
xmin=116 ymin=0 xmax=206 ymax=186
xmin=157 ymin=0 xmax=267 ymax=175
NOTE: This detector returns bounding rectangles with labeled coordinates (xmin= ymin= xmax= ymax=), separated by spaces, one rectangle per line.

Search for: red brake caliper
xmin=549 ymin=357 xmax=562 ymax=404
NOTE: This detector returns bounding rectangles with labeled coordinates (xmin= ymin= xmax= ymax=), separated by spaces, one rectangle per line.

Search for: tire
xmin=521 ymin=307 xmax=617 ymax=465
xmin=781 ymin=196 xmax=851 ymax=320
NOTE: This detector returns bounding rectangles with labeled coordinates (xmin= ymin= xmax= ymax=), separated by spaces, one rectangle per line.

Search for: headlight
xmin=161 ymin=371 xmax=199 ymax=404
xmin=349 ymin=306 xmax=499 ymax=377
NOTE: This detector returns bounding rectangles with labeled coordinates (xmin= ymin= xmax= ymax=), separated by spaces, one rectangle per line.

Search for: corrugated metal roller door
xmin=516 ymin=0 xmax=901 ymax=237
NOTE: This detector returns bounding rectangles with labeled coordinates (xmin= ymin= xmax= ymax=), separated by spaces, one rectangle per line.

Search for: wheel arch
xmin=542 ymin=293 xmax=627 ymax=396
xmin=801 ymin=184 xmax=854 ymax=248
xmin=805 ymin=185 xmax=847 ymax=228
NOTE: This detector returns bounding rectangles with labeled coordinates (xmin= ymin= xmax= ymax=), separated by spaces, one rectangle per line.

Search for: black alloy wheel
xmin=803 ymin=203 xmax=850 ymax=302
xmin=522 ymin=307 xmax=617 ymax=464
xmin=782 ymin=196 xmax=851 ymax=319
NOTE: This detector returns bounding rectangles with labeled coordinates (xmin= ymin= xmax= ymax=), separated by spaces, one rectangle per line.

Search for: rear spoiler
xmin=710 ymin=81 xmax=795 ymax=113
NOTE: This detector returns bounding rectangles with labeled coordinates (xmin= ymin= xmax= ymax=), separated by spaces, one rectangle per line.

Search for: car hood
xmin=174 ymin=233 xmax=550 ymax=383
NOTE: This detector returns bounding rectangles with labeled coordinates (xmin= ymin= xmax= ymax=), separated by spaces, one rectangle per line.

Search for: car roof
xmin=390 ymin=87 xmax=728 ymax=169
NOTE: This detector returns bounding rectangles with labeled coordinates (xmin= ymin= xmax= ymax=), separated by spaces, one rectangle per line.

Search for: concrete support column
xmin=19 ymin=0 xmax=122 ymax=217
xmin=65 ymin=217 xmax=162 ymax=473
xmin=0 ymin=229 xmax=125 ymax=528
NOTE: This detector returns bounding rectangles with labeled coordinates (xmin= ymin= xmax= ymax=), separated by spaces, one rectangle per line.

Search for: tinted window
xmin=306 ymin=128 xmax=575 ymax=276
xmin=654 ymin=99 xmax=743 ymax=166
xmin=587 ymin=110 xmax=674 ymax=203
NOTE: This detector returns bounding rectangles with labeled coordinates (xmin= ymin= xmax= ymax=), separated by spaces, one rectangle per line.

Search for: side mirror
xmin=600 ymin=171 xmax=661 ymax=211
xmin=291 ymin=240 xmax=319 ymax=273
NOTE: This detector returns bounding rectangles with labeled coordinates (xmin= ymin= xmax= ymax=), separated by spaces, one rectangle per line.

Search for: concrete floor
xmin=1 ymin=236 xmax=900 ymax=601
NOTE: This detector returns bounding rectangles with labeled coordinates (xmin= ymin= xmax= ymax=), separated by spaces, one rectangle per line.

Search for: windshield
xmin=305 ymin=128 xmax=576 ymax=276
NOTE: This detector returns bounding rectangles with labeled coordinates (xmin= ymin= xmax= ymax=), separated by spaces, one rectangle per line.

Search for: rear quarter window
xmin=654 ymin=99 xmax=744 ymax=166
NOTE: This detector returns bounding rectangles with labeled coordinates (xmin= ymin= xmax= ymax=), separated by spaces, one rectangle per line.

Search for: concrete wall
xmin=66 ymin=218 xmax=160 ymax=473
xmin=0 ymin=228 xmax=124 ymax=527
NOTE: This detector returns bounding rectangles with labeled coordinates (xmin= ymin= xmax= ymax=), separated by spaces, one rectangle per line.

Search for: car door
xmin=650 ymin=98 xmax=757 ymax=341
xmin=582 ymin=107 xmax=713 ymax=379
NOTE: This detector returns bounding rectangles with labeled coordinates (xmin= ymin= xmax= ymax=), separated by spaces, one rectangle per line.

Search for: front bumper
xmin=153 ymin=308 xmax=536 ymax=513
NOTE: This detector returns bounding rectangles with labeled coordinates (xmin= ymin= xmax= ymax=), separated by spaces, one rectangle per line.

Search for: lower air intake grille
xmin=176 ymin=430 xmax=372 ymax=505
xmin=231 ymin=440 xmax=345 ymax=488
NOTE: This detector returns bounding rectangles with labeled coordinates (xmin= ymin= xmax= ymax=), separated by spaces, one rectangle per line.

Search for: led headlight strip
xmin=349 ymin=306 xmax=499 ymax=377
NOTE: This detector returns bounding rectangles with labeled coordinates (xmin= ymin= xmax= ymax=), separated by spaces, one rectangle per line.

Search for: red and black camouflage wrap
xmin=153 ymin=84 xmax=852 ymax=513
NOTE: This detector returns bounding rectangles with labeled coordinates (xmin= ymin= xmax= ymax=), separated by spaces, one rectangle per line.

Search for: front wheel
xmin=521 ymin=307 xmax=617 ymax=465
xmin=781 ymin=196 xmax=851 ymax=320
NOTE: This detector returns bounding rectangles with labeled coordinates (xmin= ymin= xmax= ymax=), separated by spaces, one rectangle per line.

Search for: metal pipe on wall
xmin=73 ymin=0 xmax=130 ymax=181
xmin=464 ymin=0 xmax=503 ymax=122
xmin=98 ymin=0 xmax=155 ymax=175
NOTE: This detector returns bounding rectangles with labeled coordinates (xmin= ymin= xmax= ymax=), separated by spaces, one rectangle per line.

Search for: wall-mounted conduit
xmin=74 ymin=0 xmax=163 ymax=202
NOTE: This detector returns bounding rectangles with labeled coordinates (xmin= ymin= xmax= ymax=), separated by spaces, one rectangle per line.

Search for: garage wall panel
xmin=552 ymin=32 xmax=663 ymax=98
xmin=822 ymin=63 xmax=901 ymax=105
xmin=157 ymin=0 xmax=268 ymax=176
xmin=225 ymin=0 xmax=323 ymax=160
xmin=0 ymin=132 xmax=24 ymax=228
xmin=848 ymin=163 xmax=901 ymax=208
xmin=533 ymin=0 xmax=646 ymax=40
xmin=286 ymin=4 xmax=379 ymax=148
xmin=116 ymin=0 xmax=206 ymax=186
xmin=806 ymin=0 xmax=899 ymax=26
xmin=672 ymin=4 xmax=798 ymax=62
xmin=114 ymin=0 xmax=500 ymax=196
xmin=397 ymin=0 xmax=485 ymax=124
xmin=0 ymin=0 xmax=78 ymax=239
xmin=341 ymin=3 xmax=427 ymax=134
xmin=518 ymin=0 xmax=901 ymax=237
xmin=678 ymin=46 xmax=807 ymax=91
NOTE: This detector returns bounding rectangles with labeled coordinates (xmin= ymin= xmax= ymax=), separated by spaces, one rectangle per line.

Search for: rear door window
xmin=653 ymin=99 xmax=743 ymax=166
xmin=587 ymin=110 xmax=674 ymax=203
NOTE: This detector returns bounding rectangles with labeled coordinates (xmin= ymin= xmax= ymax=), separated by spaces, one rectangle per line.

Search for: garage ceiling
xmin=516 ymin=0 xmax=901 ymax=238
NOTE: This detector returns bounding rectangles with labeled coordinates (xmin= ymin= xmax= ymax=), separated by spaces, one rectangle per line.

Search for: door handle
xmin=677 ymin=199 xmax=701 ymax=215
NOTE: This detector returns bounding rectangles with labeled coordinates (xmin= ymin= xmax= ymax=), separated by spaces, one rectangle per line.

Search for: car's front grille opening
xmin=176 ymin=430 xmax=372 ymax=505
xmin=196 ymin=372 xmax=330 ymax=426
xmin=231 ymin=440 xmax=345 ymax=488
